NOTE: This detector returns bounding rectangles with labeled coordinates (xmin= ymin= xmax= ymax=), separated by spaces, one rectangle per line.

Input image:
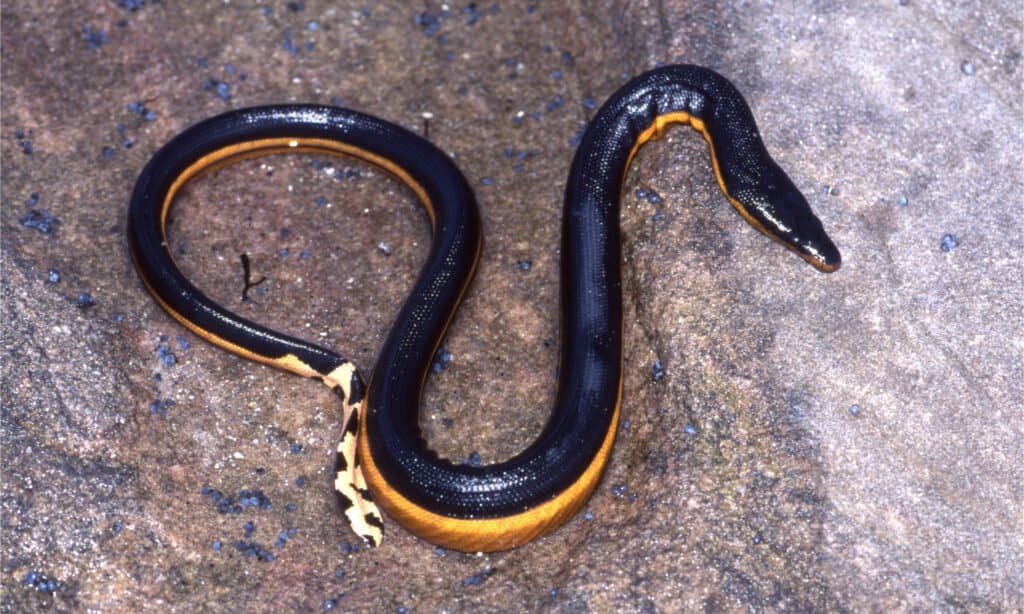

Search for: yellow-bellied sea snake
xmin=127 ymin=65 xmax=840 ymax=553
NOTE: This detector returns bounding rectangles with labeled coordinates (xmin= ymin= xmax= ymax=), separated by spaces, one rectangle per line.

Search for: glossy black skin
xmin=128 ymin=66 xmax=840 ymax=522
xmin=127 ymin=105 xmax=479 ymax=379
xmin=368 ymin=65 xmax=839 ymax=518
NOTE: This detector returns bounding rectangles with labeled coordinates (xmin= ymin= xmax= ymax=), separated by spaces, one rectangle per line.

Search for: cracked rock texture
xmin=2 ymin=1 xmax=1020 ymax=611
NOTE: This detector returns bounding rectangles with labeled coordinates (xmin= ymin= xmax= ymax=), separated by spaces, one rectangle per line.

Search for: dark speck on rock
xmin=243 ymin=521 xmax=255 ymax=537
xmin=415 ymin=10 xmax=443 ymax=36
xmin=20 ymin=209 xmax=59 ymax=233
xmin=569 ymin=122 xmax=587 ymax=146
xmin=239 ymin=491 xmax=270 ymax=511
xmin=290 ymin=442 xmax=303 ymax=454
xmin=203 ymin=79 xmax=231 ymax=101
xmin=461 ymin=567 xmax=495 ymax=587
xmin=849 ymin=403 xmax=862 ymax=416
xmin=76 ymin=292 xmax=96 ymax=308
xmin=940 ymin=234 xmax=960 ymax=252
xmin=239 ymin=489 xmax=272 ymax=513
xmin=127 ymin=100 xmax=156 ymax=121
xmin=176 ymin=335 xmax=190 ymax=350
xmin=432 ymin=347 xmax=453 ymax=373
xmin=611 ymin=483 xmax=628 ymax=497
xmin=651 ymin=359 xmax=665 ymax=381
xmin=961 ymin=60 xmax=976 ymax=75
xmin=235 ymin=540 xmax=275 ymax=561
xmin=47 ymin=268 xmax=60 ymax=283
xmin=116 ymin=0 xmax=147 ymax=11
xmin=515 ymin=258 xmax=532 ymax=271
xmin=83 ymin=25 xmax=108 ymax=48
xmin=26 ymin=191 xmax=40 ymax=206
xmin=465 ymin=452 xmax=482 ymax=466
xmin=295 ymin=475 xmax=306 ymax=487
xmin=22 ymin=570 xmax=61 ymax=593
xmin=148 ymin=398 xmax=175 ymax=416
xmin=203 ymin=488 xmax=272 ymax=514
xmin=156 ymin=343 xmax=176 ymax=366
xmin=286 ymin=1 xmax=304 ymax=11
xmin=275 ymin=529 xmax=289 ymax=547
xmin=683 ymin=423 xmax=697 ymax=435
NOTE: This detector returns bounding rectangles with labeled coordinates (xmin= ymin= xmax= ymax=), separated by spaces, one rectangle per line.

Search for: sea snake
xmin=127 ymin=65 xmax=840 ymax=553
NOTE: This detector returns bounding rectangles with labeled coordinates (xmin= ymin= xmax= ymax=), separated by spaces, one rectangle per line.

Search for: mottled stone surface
xmin=2 ymin=1 xmax=1020 ymax=611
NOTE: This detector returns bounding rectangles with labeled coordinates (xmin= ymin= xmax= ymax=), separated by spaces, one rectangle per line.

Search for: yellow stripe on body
xmin=357 ymin=372 xmax=622 ymax=553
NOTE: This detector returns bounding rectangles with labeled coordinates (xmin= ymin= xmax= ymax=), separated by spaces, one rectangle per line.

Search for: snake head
xmin=737 ymin=173 xmax=842 ymax=273
xmin=769 ymin=187 xmax=842 ymax=273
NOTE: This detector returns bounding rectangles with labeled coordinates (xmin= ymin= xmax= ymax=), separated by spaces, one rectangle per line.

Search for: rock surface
xmin=2 ymin=1 xmax=1020 ymax=611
